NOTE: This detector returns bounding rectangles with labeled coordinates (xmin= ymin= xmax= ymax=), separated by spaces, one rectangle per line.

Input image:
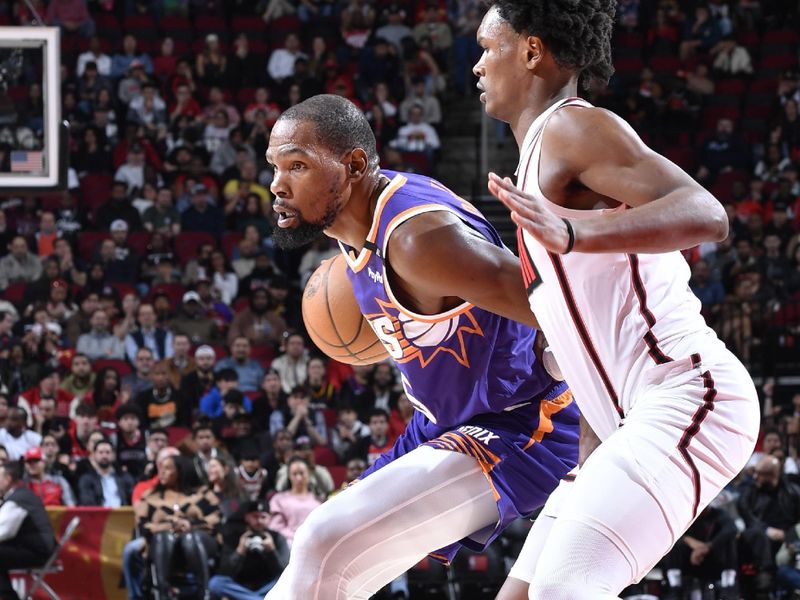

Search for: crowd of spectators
xmin=0 ymin=0 xmax=800 ymax=598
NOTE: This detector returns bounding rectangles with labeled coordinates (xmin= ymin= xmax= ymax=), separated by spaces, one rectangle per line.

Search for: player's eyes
xmin=290 ymin=162 xmax=304 ymax=171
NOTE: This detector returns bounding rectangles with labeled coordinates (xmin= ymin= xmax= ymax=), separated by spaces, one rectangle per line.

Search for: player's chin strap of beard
xmin=542 ymin=345 xmax=564 ymax=381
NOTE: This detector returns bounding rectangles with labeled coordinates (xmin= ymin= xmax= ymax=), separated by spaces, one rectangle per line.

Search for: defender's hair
xmin=490 ymin=0 xmax=616 ymax=88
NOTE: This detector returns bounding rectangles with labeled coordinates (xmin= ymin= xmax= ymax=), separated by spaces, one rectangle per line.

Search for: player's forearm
xmin=572 ymin=188 xmax=728 ymax=254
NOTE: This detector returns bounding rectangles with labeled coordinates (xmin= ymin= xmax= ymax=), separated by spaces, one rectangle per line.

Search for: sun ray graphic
xmin=365 ymin=298 xmax=484 ymax=368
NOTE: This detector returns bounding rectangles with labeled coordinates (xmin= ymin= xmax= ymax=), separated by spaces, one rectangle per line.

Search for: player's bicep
xmin=389 ymin=213 xmax=537 ymax=327
xmin=559 ymin=108 xmax=701 ymax=207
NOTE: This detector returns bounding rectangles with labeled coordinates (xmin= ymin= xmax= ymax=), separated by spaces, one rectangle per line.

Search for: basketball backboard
xmin=0 ymin=26 xmax=67 ymax=192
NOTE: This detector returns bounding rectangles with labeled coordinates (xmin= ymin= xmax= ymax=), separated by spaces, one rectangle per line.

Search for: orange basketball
xmin=302 ymin=254 xmax=390 ymax=366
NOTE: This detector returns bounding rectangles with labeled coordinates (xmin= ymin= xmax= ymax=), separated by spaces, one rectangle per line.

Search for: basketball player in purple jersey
xmin=474 ymin=1 xmax=759 ymax=599
xmin=263 ymin=94 xmax=579 ymax=599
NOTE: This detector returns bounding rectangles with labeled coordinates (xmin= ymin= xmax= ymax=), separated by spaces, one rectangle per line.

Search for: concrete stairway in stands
xmin=436 ymin=92 xmax=521 ymax=250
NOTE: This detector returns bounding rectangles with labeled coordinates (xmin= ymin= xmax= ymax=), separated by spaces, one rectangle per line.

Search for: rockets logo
xmin=365 ymin=298 xmax=484 ymax=368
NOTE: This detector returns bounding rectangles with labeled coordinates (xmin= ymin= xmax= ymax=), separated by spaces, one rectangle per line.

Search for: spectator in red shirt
xmin=169 ymin=84 xmax=203 ymax=123
xmin=17 ymin=366 xmax=74 ymax=427
xmin=24 ymin=447 xmax=75 ymax=506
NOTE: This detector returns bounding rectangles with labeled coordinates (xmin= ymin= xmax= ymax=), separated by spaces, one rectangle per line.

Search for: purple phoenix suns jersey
xmin=339 ymin=170 xmax=557 ymax=428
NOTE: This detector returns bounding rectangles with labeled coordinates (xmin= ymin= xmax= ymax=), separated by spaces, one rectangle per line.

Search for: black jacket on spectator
xmin=180 ymin=369 xmax=216 ymax=410
xmin=116 ymin=433 xmax=149 ymax=478
xmin=218 ymin=521 xmax=289 ymax=590
xmin=738 ymin=477 xmax=800 ymax=541
xmin=135 ymin=385 xmax=189 ymax=429
xmin=77 ymin=467 xmax=135 ymax=506
xmin=2 ymin=486 xmax=56 ymax=556
xmin=95 ymin=200 xmax=143 ymax=232
xmin=181 ymin=205 xmax=225 ymax=238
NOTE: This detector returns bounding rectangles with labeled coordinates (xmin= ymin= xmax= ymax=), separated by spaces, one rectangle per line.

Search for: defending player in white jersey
xmin=474 ymin=1 xmax=760 ymax=599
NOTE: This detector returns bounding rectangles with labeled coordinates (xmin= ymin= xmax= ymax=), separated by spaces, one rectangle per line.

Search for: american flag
xmin=10 ymin=150 xmax=44 ymax=173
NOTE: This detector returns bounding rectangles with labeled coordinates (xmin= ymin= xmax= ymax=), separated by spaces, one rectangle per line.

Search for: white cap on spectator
xmin=182 ymin=291 xmax=201 ymax=304
xmin=195 ymin=345 xmax=215 ymax=359
xmin=110 ymin=219 xmax=128 ymax=232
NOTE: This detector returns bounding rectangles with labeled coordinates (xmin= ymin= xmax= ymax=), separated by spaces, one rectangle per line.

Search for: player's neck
xmin=327 ymin=173 xmax=390 ymax=252
xmin=510 ymin=78 xmax=578 ymax=148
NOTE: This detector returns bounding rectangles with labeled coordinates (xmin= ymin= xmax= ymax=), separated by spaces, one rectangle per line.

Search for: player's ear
xmin=524 ymin=35 xmax=545 ymax=71
xmin=346 ymin=148 xmax=369 ymax=180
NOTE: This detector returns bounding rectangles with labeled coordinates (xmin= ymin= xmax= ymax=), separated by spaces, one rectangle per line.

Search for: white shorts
xmin=553 ymin=346 xmax=760 ymax=584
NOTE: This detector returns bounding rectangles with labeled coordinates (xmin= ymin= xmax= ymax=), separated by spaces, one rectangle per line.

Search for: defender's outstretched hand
xmin=488 ymin=172 xmax=573 ymax=255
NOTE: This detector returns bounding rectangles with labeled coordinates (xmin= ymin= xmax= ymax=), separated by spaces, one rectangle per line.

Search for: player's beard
xmin=273 ymin=198 xmax=341 ymax=249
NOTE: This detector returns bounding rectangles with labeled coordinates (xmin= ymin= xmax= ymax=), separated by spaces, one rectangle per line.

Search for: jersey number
xmin=369 ymin=316 xmax=404 ymax=360
xmin=401 ymin=373 xmax=437 ymax=424
xmin=369 ymin=318 xmax=438 ymax=423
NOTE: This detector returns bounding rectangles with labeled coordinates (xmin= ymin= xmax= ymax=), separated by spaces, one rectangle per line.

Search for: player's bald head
xmin=276 ymin=94 xmax=380 ymax=170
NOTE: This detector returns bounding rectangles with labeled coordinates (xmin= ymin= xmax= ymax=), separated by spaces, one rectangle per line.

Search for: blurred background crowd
xmin=0 ymin=0 xmax=800 ymax=598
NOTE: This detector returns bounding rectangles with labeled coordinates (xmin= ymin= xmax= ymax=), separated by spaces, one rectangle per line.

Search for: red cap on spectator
xmin=24 ymin=447 xmax=42 ymax=462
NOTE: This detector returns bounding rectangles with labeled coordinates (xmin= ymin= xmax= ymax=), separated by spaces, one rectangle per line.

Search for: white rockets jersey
xmin=516 ymin=97 xmax=719 ymax=440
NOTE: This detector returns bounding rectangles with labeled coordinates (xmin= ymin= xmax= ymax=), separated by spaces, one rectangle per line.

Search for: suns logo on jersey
xmin=365 ymin=298 xmax=484 ymax=368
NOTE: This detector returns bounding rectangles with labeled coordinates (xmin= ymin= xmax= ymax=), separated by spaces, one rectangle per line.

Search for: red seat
xmin=400 ymin=152 xmax=432 ymax=175
xmin=147 ymin=283 xmax=185 ymax=305
xmin=166 ymin=426 xmax=191 ymax=447
xmin=714 ymin=79 xmax=746 ymax=95
xmin=322 ymin=408 xmax=338 ymax=429
xmin=195 ymin=15 xmax=227 ymax=33
xmin=231 ymin=15 xmax=265 ymax=33
xmin=750 ymin=78 xmax=777 ymax=94
xmin=735 ymin=30 xmax=760 ymax=47
xmin=77 ymin=231 xmax=111 ymax=261
xmin=222 ymin=232 xmax=244 ymax=259
xmin=762 ymin=29 xmax=800 ymax=45
xmin=664 ymin=146 xmax=696 ymax=171
xmin=236 ymin=88 xmax=257 ymax=108
xmin=232 ymin=297 xmax=249 ymax=313
xmin=174 ymin=232 xmax=217 ymax=265
xmin=614 ymin=31 xmax=644 ymax=49
xmin=251 ymin=345 xmax=275 ymax=367
xmin=313 ymin=446 xmax=338 ymax=467
xmin=210 ymin=344 xmax=229 ymax=359
xmin=108 ymin=282 xmax=138 ymax=300
xmin=3 ymin=282 xmax=27 ymax=307
xmin=79 ymin=173 xmax=113 ymax=209
xmin=648 ymin=55 xmax=680 ymax=74
xmin=702 ymin=106 xmax=740 ymax=130
xmin=159 ymin=15 xmax=193 ymax=42
xmin=40 ymin=193 xmax=65 ymax=211
xmin=92 ymin=359 xmax=132 ymax=377
xmin=192 ymin=39 xmax=228 ymax=55
xmin=328 ymin=465 xmax=346 ymax=489
xmin=758 ymin=54 xmax=797 ymax=78
xmin=123 ymin=14 xmax=157 ymax=30
xmin=6 ymin=86 xmax=27 ymax=103
xmin=744 ymin=104 xmax=772 ymax=119
xmin=127 ymin=231 xmax=152 ymax=256
xmin=94 ymin=13 xmax=120 ymax=38
xmin=249 ymin=39 xmax=269 ymax=54
xmin=613 ymin=57 xmax=645 ymax=74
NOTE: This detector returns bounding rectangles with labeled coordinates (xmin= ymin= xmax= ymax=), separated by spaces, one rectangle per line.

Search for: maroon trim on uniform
xmin=628 ymin=254 xmax=673 ymax=365
xmin=516 ymin=227 xmax=543 ymax=294
xmin=549 ymin=253 xmax=624 ymax=418
xmin=678 ymin=355 xmax=716 ymax=518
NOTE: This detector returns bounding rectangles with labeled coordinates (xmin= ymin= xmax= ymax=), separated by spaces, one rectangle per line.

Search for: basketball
xmin=302 ymin=255 xmax=390 ymax=366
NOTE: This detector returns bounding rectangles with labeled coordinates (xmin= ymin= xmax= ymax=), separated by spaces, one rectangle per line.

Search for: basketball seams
xmin=303 ymin=255 xmax=389 ymax=365
xmin=321 ymin=258 xmax=361 ymax=363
